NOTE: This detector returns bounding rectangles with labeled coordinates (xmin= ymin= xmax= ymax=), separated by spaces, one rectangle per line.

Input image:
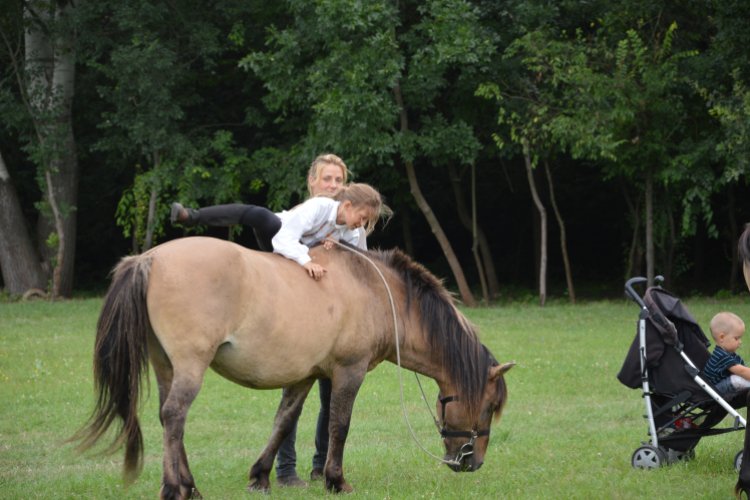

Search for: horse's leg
xmin=248 ymin=379 xmax=315 ymax=492
xmin=324 ymin=365 xmax=368 ymax=493
xmin=157 ymin=360 xmax=208 ymax=500
xmin=149 ymin=335 xmax=203 ymax=499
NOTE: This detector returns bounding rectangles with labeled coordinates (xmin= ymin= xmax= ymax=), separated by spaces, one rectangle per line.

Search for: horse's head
xmin=437 ymin=362 xmax=514 ymax=472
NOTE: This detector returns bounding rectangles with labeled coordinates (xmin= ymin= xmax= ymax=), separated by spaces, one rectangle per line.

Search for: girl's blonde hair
xmin=320 ymin=183 xmax=392 ymax=235
xmin=307 ymin=154 xmax=352 ymax=197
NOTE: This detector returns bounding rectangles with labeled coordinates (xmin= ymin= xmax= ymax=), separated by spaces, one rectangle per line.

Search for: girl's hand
xmin=323 ymin=238 xmax=339 ymax=250
xmin=303 ymin=261 xmax=328 ymax=280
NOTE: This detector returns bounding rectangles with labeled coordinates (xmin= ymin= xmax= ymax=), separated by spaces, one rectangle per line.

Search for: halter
xmin=436 ymin=394 xmax=491 ymax=468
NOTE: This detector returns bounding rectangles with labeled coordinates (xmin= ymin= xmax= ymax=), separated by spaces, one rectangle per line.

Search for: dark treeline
xmin=1 ymin=0 xmax=749 ymax=304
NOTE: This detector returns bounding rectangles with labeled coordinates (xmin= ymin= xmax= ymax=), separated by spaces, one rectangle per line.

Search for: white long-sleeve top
xmin=273 ymin=197 xmax=362 ymax=266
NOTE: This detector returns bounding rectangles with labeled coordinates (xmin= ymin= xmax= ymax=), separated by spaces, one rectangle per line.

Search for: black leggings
xmin=192 ymin=204 xmax=281 ymax=252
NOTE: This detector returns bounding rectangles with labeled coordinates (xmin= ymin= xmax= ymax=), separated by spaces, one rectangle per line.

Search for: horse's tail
xmin=69 ymin=254 xmax=153 ymax=483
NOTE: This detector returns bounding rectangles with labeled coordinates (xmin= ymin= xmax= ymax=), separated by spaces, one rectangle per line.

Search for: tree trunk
xmin=446 ymin=163 xmax=500 ymax=298
xmin=729 ymin=183 xmax=740 ymax=293
xmin=132 ymin=155 xmax=144 ymax=254
xmin=664 ymin=186 xmax=676 ymax=290
xmin=523 ymin=140 xmax=546 ymax=307
xmin=0 ymin=149 xmax=48 ymax=294
xmin=693 ymin=218 xmax=705 ymax=285
xmin=24 ymin=0 xmax=79 ymax=298
xmin=393 ymin=84 xmax=474 ymax=306
xmin=621 ymin=180 xmax=642 ymax=281
xmin=645 ymin=166 xmax=654 ymax=287
xmin=470 ymin=163 xmax=489 ymax=303
xmin=544 ymin=160 xmax=575 ymax=304
xmin=399 ymin=198 xmax=414 ymax=257
xmin=143 ymin=152 xmax=160 ymax=251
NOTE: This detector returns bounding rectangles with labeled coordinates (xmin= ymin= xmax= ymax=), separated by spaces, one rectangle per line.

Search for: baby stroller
xmin=618 ymin=276 xmax=749 ymax=469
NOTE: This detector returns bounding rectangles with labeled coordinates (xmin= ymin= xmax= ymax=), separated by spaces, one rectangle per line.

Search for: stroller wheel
xmin=632 ymin=444 xmax=666 ymax=470
xmin=736 ymin=450 xmax=743 ymax=471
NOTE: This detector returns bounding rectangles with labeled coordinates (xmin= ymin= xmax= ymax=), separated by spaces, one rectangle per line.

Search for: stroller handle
xmin=625 ymin=277 xmax=648 ymax=308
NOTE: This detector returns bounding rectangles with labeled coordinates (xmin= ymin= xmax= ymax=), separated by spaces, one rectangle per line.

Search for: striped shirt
xmin=703 ymin=346 xmax=746 ymax=385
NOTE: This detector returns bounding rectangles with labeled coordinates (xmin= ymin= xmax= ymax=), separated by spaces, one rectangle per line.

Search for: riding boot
xmin=170 ymin=203 xmax=199 ymax=227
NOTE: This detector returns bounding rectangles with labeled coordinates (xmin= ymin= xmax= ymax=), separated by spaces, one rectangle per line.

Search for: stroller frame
xmin=624 ymin=276 xmax=747 ymax=468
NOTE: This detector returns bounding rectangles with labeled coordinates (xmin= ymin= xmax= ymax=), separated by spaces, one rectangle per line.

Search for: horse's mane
xmin=362 ymin=247 xmax=507 ymax=422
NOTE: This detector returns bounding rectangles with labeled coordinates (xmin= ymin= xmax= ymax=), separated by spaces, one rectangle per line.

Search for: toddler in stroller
xmin=617 ymin=276 xmax=749 ymax=470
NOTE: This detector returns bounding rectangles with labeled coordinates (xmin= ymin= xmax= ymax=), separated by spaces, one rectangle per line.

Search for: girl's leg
xmin=239 ymin=206 xmax=281 ymax=252
xmin=171 ymin=203 xmax=281 ymax=252
xmin=178 ymin=203 xmax=252 ymax=227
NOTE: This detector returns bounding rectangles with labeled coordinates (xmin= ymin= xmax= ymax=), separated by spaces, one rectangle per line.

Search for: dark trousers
xmin=191 ymin=204 xmax=281 ymax=251
xmin=191 ymin=203 xmax=331 ymax=477
xmin=275 ymin=378 xmax=332 ymax=477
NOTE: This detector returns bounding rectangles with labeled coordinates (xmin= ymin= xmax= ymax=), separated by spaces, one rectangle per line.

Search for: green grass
xmin=2 ymin=297 xmax=750 ymax=499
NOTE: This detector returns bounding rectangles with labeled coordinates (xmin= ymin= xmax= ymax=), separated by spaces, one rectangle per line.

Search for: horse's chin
xmin=443 ymin=457 xmax=483 ymax=473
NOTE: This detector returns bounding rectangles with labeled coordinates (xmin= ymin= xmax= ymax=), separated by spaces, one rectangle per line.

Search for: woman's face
xmin=310 ymin=163 xmax=345 ymax=196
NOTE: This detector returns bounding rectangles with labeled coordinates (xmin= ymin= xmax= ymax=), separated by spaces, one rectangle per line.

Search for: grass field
xmin=2 ymin=296 xmax=750 ymax=499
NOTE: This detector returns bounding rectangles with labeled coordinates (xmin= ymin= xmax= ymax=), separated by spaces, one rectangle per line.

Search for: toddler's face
xmin=722 ymin=326 xmax=746 ymax=354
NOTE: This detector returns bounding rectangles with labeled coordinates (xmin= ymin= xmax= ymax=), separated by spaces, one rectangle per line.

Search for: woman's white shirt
xmin=273 ymin=197 xmax=361 ymax=266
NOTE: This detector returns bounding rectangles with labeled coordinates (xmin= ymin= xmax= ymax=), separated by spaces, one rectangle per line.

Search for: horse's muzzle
xmin=444 ymin=457 xmax=483 ymax=472
xmin=444 ymin=439 xmax=483 ymax=472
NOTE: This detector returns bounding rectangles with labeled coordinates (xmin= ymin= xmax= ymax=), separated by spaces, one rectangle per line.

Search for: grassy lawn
xmin=2 ymin=296 xmax=750 ymax=499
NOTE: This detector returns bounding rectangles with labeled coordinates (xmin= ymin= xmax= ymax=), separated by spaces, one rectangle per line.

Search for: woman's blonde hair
xmin=307 ymin=154 xmax=352 ymax=197
xmin=320 ymin=183 xmax=392 ymax=235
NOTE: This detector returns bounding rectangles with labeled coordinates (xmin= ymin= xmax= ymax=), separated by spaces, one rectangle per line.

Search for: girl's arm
xmin=272 ymin=201 xmax=323 ymax=266
xmin=728 ymin=364 xmax=750 ymax=381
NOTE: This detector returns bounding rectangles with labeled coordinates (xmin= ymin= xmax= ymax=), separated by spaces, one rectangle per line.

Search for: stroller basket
xmin=617 ymin=276 xmax=748 ymax=469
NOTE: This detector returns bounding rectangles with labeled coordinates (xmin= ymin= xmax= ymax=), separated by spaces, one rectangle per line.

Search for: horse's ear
xmin=489 ymin=362 xmax=515 ymax=381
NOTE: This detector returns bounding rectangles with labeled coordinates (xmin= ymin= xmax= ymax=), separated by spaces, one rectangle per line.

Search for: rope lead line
xmin=325 ymin=239 xmax=460 ymax=466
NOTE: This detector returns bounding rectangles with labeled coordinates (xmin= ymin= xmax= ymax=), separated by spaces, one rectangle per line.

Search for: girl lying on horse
xmin=171 ymin=182 xmax=387 ymax=280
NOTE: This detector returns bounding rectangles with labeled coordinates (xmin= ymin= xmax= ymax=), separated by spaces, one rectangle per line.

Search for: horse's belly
xmin=209 ymin=337 xmax=323 ymax=389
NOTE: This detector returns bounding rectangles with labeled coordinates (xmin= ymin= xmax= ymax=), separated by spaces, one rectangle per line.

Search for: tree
xmin=0 ymin=148 xmax=47 ymax=294
xmin=81 ymin=0 xmax=261 ymax=251
xmin=241 ymin=0 xmax=501 ymax=305
xmin=506 ymin=22 xmax=692 ymax=287
xmin=0 ymin=0 xmax=79 ymax=298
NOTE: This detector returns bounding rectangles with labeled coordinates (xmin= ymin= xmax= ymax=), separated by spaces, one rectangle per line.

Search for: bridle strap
xmin=437 ymin=394 xmax=491 ymax=439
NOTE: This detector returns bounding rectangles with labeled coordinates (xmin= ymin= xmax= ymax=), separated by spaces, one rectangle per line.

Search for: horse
xmin=72 ymin=236 xmax=514 ymax=500
xmin=737 ymin=224 xmax=750 ymax=498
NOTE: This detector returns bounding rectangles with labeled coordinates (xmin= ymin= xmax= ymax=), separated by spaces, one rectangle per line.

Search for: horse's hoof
xmin=326 ymin=480 xmax=354 ymax=494
xmin=188 ymin=487 xmax=203 ymax=499
xmin=248 ymin=481 xmax=271 ymax=494
xmin=337 ymin=481 xmax=354 ymax=494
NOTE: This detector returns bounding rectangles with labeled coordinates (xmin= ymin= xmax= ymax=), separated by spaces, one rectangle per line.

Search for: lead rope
xmin=325 ymin=238 xmax=460 ymax=467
